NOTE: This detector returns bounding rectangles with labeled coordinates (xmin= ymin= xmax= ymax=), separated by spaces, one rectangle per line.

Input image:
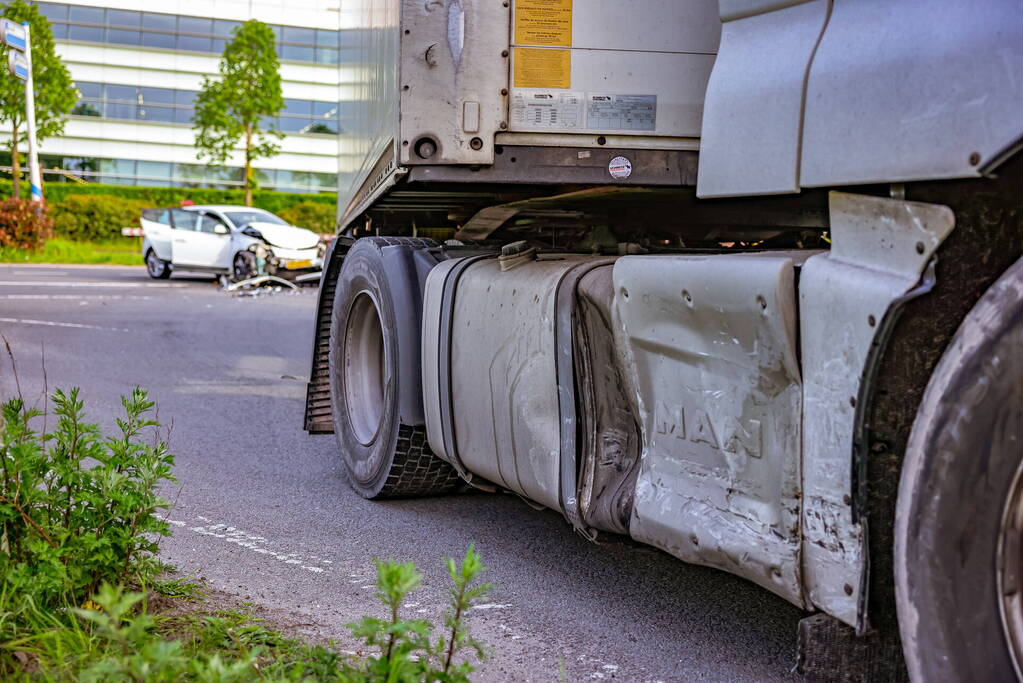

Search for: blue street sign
xmin=8 ymin=50 xmax=28 ymax=80
xmin=1 ymin=18 xmax=27 ymax=52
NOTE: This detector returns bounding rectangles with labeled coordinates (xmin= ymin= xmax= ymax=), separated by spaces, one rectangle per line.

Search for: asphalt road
xmin=0 ymin=263 xmax=803 ymax=681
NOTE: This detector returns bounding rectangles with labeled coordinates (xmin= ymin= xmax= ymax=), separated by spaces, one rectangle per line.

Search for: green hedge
xmin=279 ymin=201 xmax=337 ymax=233
xmin=0 ymin=179 xmax=337 ymax=217
xmin=51 ymin=194 xmax=149 ymax=242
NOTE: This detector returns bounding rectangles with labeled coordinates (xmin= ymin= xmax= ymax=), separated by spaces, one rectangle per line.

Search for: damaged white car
xmin=140 ymin=205 xmax=326 ymax=281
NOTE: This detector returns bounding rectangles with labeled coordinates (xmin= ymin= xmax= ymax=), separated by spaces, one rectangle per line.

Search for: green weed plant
xmin=0 ymin=387 xmax=174 ymax=608
xmin=0 ymin=386 xmax=493 ymax=680
xmin=344 ymin=546 xmax=491 ymax=682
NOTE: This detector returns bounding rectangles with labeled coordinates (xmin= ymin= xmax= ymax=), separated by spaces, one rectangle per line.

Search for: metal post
xmin=22 ymin=21 xmax=42 ymax=202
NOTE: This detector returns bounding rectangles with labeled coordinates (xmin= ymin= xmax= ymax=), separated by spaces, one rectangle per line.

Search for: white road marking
xmin=0 ymin=280 xmax=188 ymax=288
xmin=497 ymin=624 xmax=527 ymax=641
xmin=576 ymin=654 xmax=623 ymax=680
xmin=470 ymin=603 xmax=513 ymax=610
xmin=2 ymin=264 xmax=144 ymax=270
xmin=0 ymin=294 xmax=154 ymax=300
xmin=172 ymin=517 xmax=333 ymax=575
xmin=0 ymin=317 xmax=129 ymax=332
xmin=174 ymin=380 xmax=305 ymax=399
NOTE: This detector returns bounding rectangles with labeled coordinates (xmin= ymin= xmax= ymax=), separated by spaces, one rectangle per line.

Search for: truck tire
xmin=328 ymin=236 xmax=463 ymax=498
xmin=896 ymin=254 xmax=1023 ymax=681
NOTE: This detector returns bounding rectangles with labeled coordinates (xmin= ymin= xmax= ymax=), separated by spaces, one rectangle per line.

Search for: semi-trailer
xmin=303 ymin=1 xmax=1023 ymax=677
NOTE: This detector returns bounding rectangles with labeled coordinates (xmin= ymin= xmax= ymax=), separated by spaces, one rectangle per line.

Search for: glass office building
xmin=2 ymin=0 xmax=342 ymax=193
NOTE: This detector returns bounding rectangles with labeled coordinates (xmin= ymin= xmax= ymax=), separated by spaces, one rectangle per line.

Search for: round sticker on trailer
xmin=608 ymin=156 xmax=632 ymax=179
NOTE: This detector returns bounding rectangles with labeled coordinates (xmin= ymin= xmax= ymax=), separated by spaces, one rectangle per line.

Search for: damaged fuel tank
xmin=422 ymin=252 xmax=642 ymax=536
xmin=423 ymin=246 xmax=814 ymax=609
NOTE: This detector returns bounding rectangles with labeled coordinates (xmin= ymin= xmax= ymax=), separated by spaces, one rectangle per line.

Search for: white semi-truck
xmin=303 ymin=1 xmax=1023 ymax=678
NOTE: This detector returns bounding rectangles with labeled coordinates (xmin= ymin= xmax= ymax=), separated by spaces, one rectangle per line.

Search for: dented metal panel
xmin=800 ymin=192 xmax=955 ymax=630
xmin=555 ymin=259 xmax=619 ymax=537
xmin=615 ymin=253 xmax=808 ymax=607
xmin=575 ymin=268 xmax=642 ymax=536
xmin=443 ymin=255 xmax=609 ymax=510
xmin=424 ymin=253 xmax=641 ymax=533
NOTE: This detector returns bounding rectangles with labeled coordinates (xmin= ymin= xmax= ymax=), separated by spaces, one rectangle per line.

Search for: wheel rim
xmin=234 ymin=254 xmax=248 ymax=279
xmin=146 ymin=251 xmax=162 ymax=276
xmin=343 ymin=291 xmax=386 ymax=447
xmin=998 ymin=456 xmax=1023 ymax=679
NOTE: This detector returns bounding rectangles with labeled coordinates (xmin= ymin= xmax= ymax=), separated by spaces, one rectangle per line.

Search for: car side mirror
xmin=213 ymin=224 xmax=229 ymax=235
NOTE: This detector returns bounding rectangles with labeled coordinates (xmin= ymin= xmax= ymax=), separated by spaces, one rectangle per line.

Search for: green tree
xmin=193 ymin=20 xmax=283 ymax=207
xmin=0 ymin=0 xmax=76 ymax=199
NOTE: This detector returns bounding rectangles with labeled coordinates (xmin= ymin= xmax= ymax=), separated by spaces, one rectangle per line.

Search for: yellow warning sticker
xmin=515 ymin=0 xmax=572 ymax=47
xmin=513 ymin=47 xmax=571 ymax=89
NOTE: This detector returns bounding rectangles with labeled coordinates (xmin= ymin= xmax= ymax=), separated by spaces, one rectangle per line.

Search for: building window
xmin=35 ymin=2 xmax=68 ymax=20
xmin=44 ymin=154 xmax=337 ymax=192
xmin=71 ymin=81 xmax=343 ymax=136
xmin=107 ymin=9 xmax=140 ymax=28
xmin=35 ymin=2 xmax=343 ymax=66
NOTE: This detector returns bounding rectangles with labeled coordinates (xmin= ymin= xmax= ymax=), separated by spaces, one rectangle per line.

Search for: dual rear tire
xmin=328 ymin=237 xmax=463 ymax=499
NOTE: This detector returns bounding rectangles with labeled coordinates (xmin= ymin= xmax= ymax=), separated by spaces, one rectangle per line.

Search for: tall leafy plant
xmin=346 ymin=546 xmax=492 ymax=681
xmin=193 ymin=20 xmax=284 ymax=207
xmin=0 ymin=387 xmax=175 ymax=607
xmin=0 ymin=0 xmax=76 ymax=199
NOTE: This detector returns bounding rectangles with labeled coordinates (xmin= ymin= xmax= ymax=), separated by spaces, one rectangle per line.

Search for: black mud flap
xmin=797 ymin=614 xmax=907 ymax=682
xmin=304 ymin=236 xmax=352 ymax=433
xmin=303 ymin=236 xmax=445 ymax=434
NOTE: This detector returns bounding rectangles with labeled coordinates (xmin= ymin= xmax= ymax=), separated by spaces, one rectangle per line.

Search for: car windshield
xmin=225 ymin=211 xmax=289 ymax=228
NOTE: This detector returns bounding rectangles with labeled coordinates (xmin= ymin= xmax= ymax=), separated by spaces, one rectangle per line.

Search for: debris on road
xmin=222 ymin=274 xmax=302 ymax=297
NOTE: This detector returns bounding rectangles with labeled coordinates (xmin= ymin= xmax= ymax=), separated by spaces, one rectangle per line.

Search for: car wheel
xmin=232 ymin=251 xmax=256 ymax=282
xmin=328 ymin=237 xmax=463 ymax=499
xmin=145 ymin=249 xmax=171 ymax=279
xmin=896 ymin=254 xmax=1023 ymax=681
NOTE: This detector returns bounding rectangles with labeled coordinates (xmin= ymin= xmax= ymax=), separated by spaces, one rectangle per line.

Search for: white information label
xmin=511 ymin=90 xmax=584 ymax=129
xmin=586 ymin=94 xmax=657 ymax=131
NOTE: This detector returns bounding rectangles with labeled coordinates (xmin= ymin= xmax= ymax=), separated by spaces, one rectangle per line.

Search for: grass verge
xmin=0 ymin=238 xmax=142 ymax=265
xmin=3 ymin=580 xmax=351 ymax=681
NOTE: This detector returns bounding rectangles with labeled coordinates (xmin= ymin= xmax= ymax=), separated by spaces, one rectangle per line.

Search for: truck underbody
xmin=307 ymin=0 xmax=1023 ymax=677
